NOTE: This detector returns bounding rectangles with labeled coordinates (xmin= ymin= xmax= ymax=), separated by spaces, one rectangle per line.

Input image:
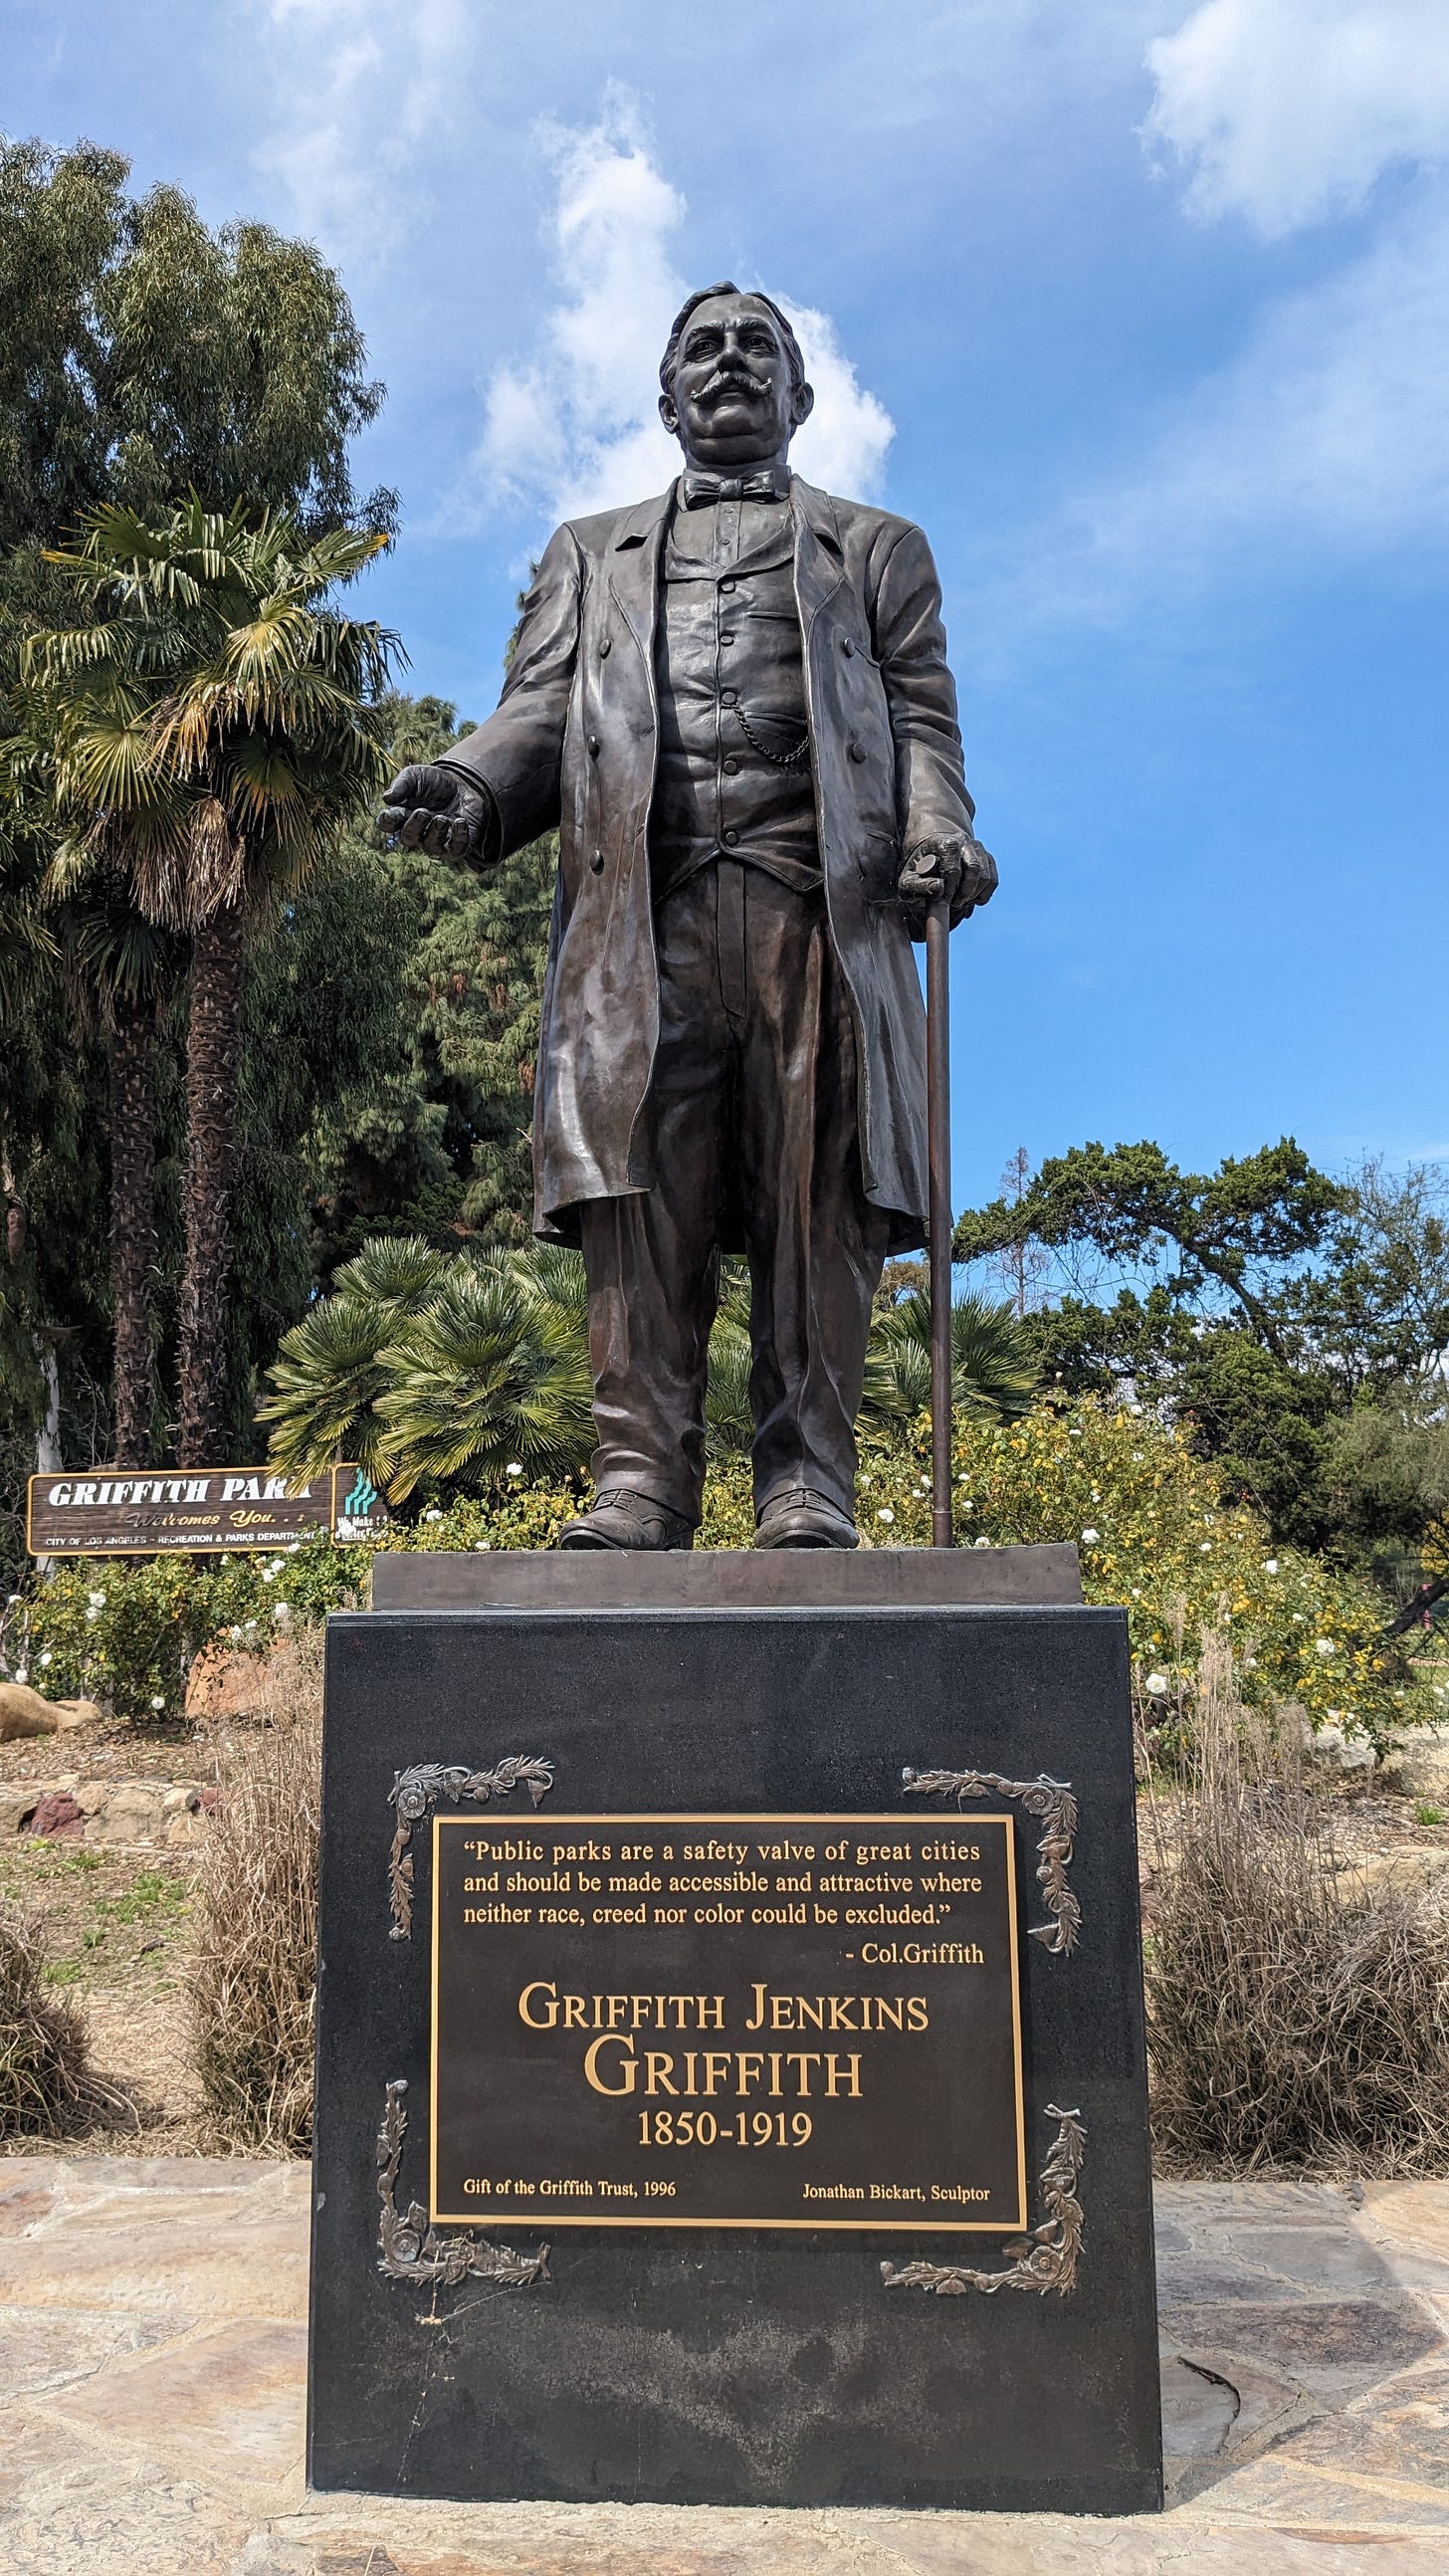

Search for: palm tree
xmin=259 ymin=1237 xmax=594 ymax=1500
xmin=373 ymin=1255 xmax=594 ymax=1500
xmin=58 ymin=881 xmax=178 ymax=1464
xmin=863 ymin=1287 xmax=1040 ymax=1429
xmin=1 ymin=728 xmax=179 ymax=1465
xmin=26 ymin=499 xmax=399 ymax=1461
xmin=258 ymin=1234 xmax=455 ymax=1487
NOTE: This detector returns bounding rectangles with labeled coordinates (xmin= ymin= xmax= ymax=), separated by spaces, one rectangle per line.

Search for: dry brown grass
xmin=1146 ymin=1637 xmax=1449 ymax=2175
xmin=187 ymin=1629 xmax=322 ymax=2154
xmin=0 ymin=1899 xmax=135 ymax=2139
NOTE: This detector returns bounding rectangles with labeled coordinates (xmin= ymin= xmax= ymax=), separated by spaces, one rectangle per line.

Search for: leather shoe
xmin=753 ymin=1487 xmax=859 ymax=1550
xmin=557 ymin=1489 xmax=695 ymax=1552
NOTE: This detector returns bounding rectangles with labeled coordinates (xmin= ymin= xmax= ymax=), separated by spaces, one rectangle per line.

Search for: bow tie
xmin=682 ymin=471 xmax=787 ymax=509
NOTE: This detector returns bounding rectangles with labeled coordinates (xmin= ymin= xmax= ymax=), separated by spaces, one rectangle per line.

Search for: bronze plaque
xmin=26 ymin=1463 xmax=387 ymax=1556
xmin=430 ymin=1811 xmax=1026 ymax=2231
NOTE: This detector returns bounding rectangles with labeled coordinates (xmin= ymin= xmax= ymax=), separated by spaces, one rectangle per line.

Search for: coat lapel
xmin=790 ymin=476 xmax=846 ymax=635
xmin=607 ymin=487 xmax=672 ymax=674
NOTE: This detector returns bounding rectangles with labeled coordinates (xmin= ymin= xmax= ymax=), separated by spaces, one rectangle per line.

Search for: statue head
xmin=658 ymin=284 xmax=814 ymax=473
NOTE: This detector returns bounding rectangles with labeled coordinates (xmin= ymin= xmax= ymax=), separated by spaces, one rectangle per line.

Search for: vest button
xmin=848 ymin=739 xmax=867 ymax=763
xmin=590 ymin=848 xmax=605 ymax=874
xmin=599 ymin=636 xmax=612 ymax=656
xmin=588 ymin=734 xmax=600 ymax=756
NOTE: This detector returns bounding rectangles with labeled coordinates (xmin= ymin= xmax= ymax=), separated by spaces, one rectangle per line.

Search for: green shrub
xmin=9 ymin=1396 xmax=1424 ymax=1744
xmin=16 ymin=1536 xmax=365 ymax=1721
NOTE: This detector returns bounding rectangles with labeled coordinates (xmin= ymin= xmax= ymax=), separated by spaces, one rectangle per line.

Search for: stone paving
xmin=0 ymin=2157 xmax=1445 ymax=2575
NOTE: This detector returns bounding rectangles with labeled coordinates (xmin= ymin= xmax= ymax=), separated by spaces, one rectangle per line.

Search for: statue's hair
xmin=658 ymin=283 xmax=807 ymax=401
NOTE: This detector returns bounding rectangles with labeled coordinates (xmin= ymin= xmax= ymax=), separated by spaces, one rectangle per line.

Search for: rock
xmin=74 ymin=1780 xmax=110 ymax=1817
xmin=27 ymin=1790 xmax=85 ymax=1837
xmin=163 ymin=1784 xmax=216 ymax=1846
xmin=1378 ymin=1724 xmax=1449 ymax=1804
xmin=0 ymin=1788 xmax=40 ymax=1836
xmin=89 ymin=1784 xmax=167 ymax=1846
xmin=184 ymin=1643 xmax=273 ymax=1720
xmin=1355 ymin=1847 xmax=1449 ymax=1895
xmin=0 ymin=1682 xmax=100 ymax=1742
xmin=1306 ymin=1723 xmax=1375 ymax=1776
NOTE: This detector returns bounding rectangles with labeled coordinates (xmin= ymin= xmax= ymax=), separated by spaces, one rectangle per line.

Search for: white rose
xmin=1144 ymin=1671 xmax=1170 ymax=1697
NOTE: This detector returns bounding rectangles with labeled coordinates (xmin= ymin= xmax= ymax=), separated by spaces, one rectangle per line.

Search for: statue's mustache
xmin=698 ymin=369 xmax=765 ymax=407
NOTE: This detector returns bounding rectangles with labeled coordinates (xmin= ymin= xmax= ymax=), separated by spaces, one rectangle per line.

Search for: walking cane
xmin=926 ymin=895 xmax=953 ymax=1548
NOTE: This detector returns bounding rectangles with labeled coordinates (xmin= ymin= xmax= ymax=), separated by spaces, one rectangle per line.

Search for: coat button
xmin=723 ymin=755 xmax=740 ymax=774
xmin=723 ymin=827 xmax=739 ymax=846
xmin=848 ymin=739 xmax=867 ymax=763
xmin=842 ymin=638 xmax=855 ymax=656
xmin=720 ymin=576 xmax=736 ymax=592
xmin=599 ymin=636 xmax=612 ymax=656
xmin=590 ymin=848 xmax=605 ymax=874
xmin=720 ymin=632 xmax=735 ymax=647
xmin=588 ymin=734 xmax=600 ymax=756
xmin=720 ymin=688 xmax=737 ymax=707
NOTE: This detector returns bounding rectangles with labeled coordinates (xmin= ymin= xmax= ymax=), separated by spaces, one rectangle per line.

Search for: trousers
xmin=576 ymin=861 xmax=890 ymax=1524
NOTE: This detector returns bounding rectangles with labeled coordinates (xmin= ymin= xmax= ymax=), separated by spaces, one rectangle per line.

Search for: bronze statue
xmin=381 ymin=285 xmax=996 ymax=1550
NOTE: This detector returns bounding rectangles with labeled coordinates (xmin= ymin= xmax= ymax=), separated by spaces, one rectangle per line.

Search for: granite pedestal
xmin=309 ymin=1550 xmax=1161 ymax=2513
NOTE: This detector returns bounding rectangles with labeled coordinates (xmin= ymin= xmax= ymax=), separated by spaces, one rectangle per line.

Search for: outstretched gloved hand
xmin=378 ymin=763 xmax=496 ymax=862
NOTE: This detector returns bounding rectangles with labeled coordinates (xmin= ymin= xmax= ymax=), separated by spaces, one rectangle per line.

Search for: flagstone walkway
xmin=1 ymin=2156 xmax=1445 ymax=2574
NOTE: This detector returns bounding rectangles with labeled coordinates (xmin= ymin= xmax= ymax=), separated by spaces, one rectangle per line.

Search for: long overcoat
xmin=440 ymin=474 xmax=975 ymax=1253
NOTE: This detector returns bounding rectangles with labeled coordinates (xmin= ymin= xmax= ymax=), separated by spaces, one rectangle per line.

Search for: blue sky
xmin=7 ymin=0 xmax=1447 ymax=1215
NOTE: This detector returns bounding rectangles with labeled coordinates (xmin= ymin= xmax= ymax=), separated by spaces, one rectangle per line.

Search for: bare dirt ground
xmin=1 ymin=1693 xmax=294 ymax=2154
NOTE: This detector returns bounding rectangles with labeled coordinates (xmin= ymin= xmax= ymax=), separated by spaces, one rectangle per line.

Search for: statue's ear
xmin=659 ymin=389 xmax=680 ymax=439
xmin=791 ymin=379 xmax=815 ymax=430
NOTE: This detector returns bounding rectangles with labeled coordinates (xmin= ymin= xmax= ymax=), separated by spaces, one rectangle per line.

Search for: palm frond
xmin=374 ymin=1266 xmax=594 ymax=1501
xmin=256 ymin=1294 xmax=401 ymax=1487
xmin=864 ymin=1288 xmax=1040 ymax=1427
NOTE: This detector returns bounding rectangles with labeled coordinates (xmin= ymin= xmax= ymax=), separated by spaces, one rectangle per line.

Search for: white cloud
xmin=248 ymin=0 xmax=472 ymax=266
xmin=1014 ymin=184 xmax=1449 ymax=626
xmin=786 ymin=307 xmax=895 ymax=500
xmin=472 ymin=102 xmax=895 ymax=528
xmin=1145 ymin=0 xmax=1449 ymax=235
xmin=1000 ymin=0 xmax=1449 ymax=631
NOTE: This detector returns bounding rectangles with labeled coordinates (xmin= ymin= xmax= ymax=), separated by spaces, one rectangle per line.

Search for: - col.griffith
xmin=382 ymin=285 xmax=996 ymax=1551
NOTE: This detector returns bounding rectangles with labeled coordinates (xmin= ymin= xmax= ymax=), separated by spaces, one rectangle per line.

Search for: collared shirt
xmin=649 ymin=480 xmax=821 ymax=903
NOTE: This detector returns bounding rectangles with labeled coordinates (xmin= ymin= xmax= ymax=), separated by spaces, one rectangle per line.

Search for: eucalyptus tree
xmin=0 ymin=136 xmax=390 ymax=565
xmin=27 ymin=499 xmax=398 ymax=1462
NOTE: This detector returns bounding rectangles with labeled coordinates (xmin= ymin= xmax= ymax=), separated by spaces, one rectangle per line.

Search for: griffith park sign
xmin=27 ymin=1464 xmax=387 ymax=1557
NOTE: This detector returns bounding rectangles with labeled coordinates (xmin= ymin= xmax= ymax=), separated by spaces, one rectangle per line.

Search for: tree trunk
xmin=1385 ymin=1574 xmax=1449 ymax=1638
xmin=36 ymin=1340 xmax=62 ymax=1473
xmin=177 ymin=900 xmax=245 ymax=1467
xmin=109 ymin=995 xmax=156 ymax=1467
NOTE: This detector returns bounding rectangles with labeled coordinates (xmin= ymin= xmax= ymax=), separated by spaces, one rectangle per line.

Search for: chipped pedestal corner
xmin=0 ymin=2156 xmax=1446 ymax=2573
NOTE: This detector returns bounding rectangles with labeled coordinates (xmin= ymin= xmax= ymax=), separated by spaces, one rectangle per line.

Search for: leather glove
xmin=378 ymin=762 xmax=496 ymax=862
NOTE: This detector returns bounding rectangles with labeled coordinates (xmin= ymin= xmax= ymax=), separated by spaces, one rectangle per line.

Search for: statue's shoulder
xmin=557 ymin=490 xmax=674 ymax=559
xmin=793 ymin=480 xmax=928 ymax=559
